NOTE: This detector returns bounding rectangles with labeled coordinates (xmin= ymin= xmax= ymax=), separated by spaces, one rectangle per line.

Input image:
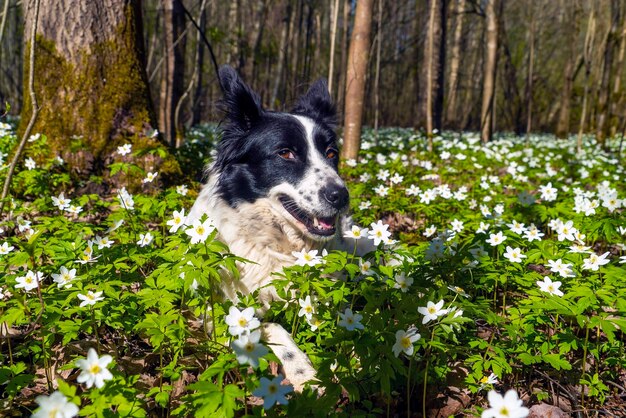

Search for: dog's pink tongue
xmin=318 ymin=218 xmax=334 ymax=229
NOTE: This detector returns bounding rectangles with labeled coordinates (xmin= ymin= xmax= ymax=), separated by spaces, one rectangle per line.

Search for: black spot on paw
xmin=296 ymin=368 xmax=306 ymax=375
xmin=283 ymin=351 xmax=295 ymax=361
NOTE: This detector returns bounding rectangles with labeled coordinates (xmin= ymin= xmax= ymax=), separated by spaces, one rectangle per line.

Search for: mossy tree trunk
xmin=20 ymin=0 xmax=179 ymax=186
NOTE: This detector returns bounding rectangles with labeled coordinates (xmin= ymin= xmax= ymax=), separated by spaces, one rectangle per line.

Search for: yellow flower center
xmin=401 ymin=336 xmax=412 ymax=349
xmin=90 ymin=364 xmax=101 ymax=374
xmin=238 ymin=318 xmax=248 ymax=327
xmin=428 ymin=307 xmax=436 ymax=314
xmin=499 ymin=406 xmax=510 ymax=416
xmin=196 ymin=226 xmax=205 ymax=235
xmin=25 ymin=277 xmax=33 ymax=284
xmin=268 ymin=384 xmax=278 ymax=394
xmin=245 ymin=343 xmax=255 ymax=352
xmin=305 ymin=306 xmax=312 ymax=313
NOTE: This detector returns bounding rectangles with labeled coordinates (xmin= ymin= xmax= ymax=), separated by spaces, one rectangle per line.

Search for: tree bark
xmin=336 ymin=0 xmax=351 ymax=109
xmin=499 ymin=12 xmax=522 ymax=134
xmin=480 ymin=0 xmax=499 ymax=143
xmin=328 ymin=0 xmax=340 ymax=94
xmin=225 ymin=0 xmax=239 ymax=66
xmin=556 ymin=0 xmax=581 ymax=139
xmin=595 ymin=0 xmax=621 ymax=145
xmin=609 ymin=10 xmax=626 ymax=138
xmin=270 ymin=3 xmax=291 ymax=107
xmin=20 ymin=0 xmax=179 ymax=183
xmin=159 ymin=0 xmax=185 ymax=147
xmin=419 ymin=0 xmax=447 ymax=147
xmin=373 ymin=0 xmax=383 ymax=133
xmin=578 ymin=9 xmax=596 ymax=153
xmin=191 ymin=0 xmax=208 ymax=126
xmin=524 ymin=1 xmax=535 ymax=137
xmin=445 ymin=0 xmax=465 ymax=128
xmin=341 ymin=0 xmax=373 ymax=160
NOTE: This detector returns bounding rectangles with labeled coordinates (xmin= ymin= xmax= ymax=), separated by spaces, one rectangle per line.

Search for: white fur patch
xmin=291 ymin=115 xmax=346 ymax=218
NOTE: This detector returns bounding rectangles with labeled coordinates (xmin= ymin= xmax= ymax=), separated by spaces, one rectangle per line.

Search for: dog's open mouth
xmin=278 ymin=196 xmax=337 ymax=237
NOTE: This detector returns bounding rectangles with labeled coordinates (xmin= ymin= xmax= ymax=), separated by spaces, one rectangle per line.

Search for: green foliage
xmin=0 ymin=125 xmax=625 ymax=416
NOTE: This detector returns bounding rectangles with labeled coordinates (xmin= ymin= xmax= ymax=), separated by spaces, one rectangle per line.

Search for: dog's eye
xmin=325 ymin=148 xmax=338 ymax=159
xmin=278 ymin=149 xmax=296 ymax=160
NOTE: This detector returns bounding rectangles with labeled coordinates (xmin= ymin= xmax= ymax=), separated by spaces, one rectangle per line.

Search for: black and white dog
xmin=188 ymin=66 xmax=369 ymax=390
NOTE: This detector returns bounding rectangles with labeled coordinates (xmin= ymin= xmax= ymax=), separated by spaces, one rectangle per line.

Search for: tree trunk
xmin=556 ymin=0 xmax=581 ymax=138
xmin=191 ymin=0 xmax=209 ymax=126
xmin=524 ymin=2 xmax=535 ymax=137
xmin=578 ymin=9 xmax=596 ymax=153
xmin=20 ymin=0 xmax=179 ymax=183
xmin=373 ymin=0 xmax=383 ymax=133
xmin=341 ymin=0 xmax=373 ymax=160
xmin=609 ymin=10 xmax=626 ymax=138
xmin=328 ymin=0 xmax=340 ymax=95
xmin=225 ymin=0 xmax=239 ymax=66
xmin=499 ymin=12 xmax=522 ymax=134
xmin=596 ymin=0 xmax=621 ymax=145
xmin=159 ymin=0 xmax=185 ymax=147
xmin=336 ymin=0 xmax=351 ymax=109
xmin=480 ymin=0 xmax=499 ymax=143
xmin=446 ymin=0 xmax=465 ymax=128
xmin=270 ymin=3 xmax=291 ymax=107
xmin=419 ymin=0 xmax=447 ymax=148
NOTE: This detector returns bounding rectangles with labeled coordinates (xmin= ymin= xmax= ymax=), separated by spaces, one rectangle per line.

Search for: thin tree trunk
xmin=337 ymin=0 xmax=350 ymax=109
xmin=244 ymin=0 xmax=266 ymax=82
xmin=270 ymin=3 xmax=291 ymax=107
xmin=328 ymin=0 xmax=340 ymax=94
xmin=290 ymin=1 xmax=302 ymax=94
xmin=578 ymin=10 xmax=596 ymax=153
xmin=596 ymin=0 xmax=621 ymax=145
xmin=499 ymin=16 xmax=522 ymax=134
xmin=374 ymin=0 xmax=383 ymax=133
xmin=191 ymin=0 xmax=209 ymax=125
xmin=446 ymin=0 xmax=465 ymax=127
xmin=556 ymin=0 xmax=581 ymax=138
xmin=420 ymin=0 xmax=446 ymax=149
xmin=225 ymin=0 xmax=238 ymax=65
xmin=609 ymin=12 xmax=626 ymax=138
xmin=525 ymin=2 xmax=535 ymax=138
xmin=480 ymin=0 xmax=499 ymax=143
xmin=175 ymin=0 xmax=208 ymax=144
xmin=159 ymin=0 xmax=186 ymax=147
xmin=342 ymin=0 xmax=373 ymax=160
xmin=1 ymin=0 xmax=39 ymax=217
xmin=0 ymin=0 xmax=9 ymax=45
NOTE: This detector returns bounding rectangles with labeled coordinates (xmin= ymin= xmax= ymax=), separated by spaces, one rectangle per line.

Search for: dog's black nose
xmin=321 ymin=183 xmax=349 ymax=209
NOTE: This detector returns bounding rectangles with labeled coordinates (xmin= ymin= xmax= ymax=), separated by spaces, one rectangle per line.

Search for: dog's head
xmin=212 ymin=65 xmax=349 ymax=241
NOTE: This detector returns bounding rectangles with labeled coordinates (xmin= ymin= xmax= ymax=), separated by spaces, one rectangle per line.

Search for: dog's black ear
xmin=219 ymin=65 xmax=263 ymax=131
xmin=292 ymin=79 xmax=336 ymax=127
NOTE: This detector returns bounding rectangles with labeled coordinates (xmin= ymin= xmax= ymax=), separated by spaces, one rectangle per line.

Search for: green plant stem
xmin=422 ymin=356 xmax=430 ymax=418
xmin=581 ymin=324 xmax=590 ymax=408
xmin=92 ymin=307 xmax=101 ymax=353
xmin=4 ymin=322 xmax=13 ymax=365
xmin=406 ymin=356 xmax=413 ymax=418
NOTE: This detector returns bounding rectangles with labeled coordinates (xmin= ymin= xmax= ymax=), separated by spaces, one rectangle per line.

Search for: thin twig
xmin=0 ymin=0 xmax=41 ymax=218
xmin=0 ymin=0 xmax=10 ymax=45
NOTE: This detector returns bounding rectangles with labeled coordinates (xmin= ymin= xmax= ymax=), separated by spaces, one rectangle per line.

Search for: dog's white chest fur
xmin=188 ymin=178 xmax=319 ymax=304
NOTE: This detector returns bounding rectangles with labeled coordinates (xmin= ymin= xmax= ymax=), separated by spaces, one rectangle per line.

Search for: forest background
xmin=1 ymin=0 xmax=624 ymax=155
